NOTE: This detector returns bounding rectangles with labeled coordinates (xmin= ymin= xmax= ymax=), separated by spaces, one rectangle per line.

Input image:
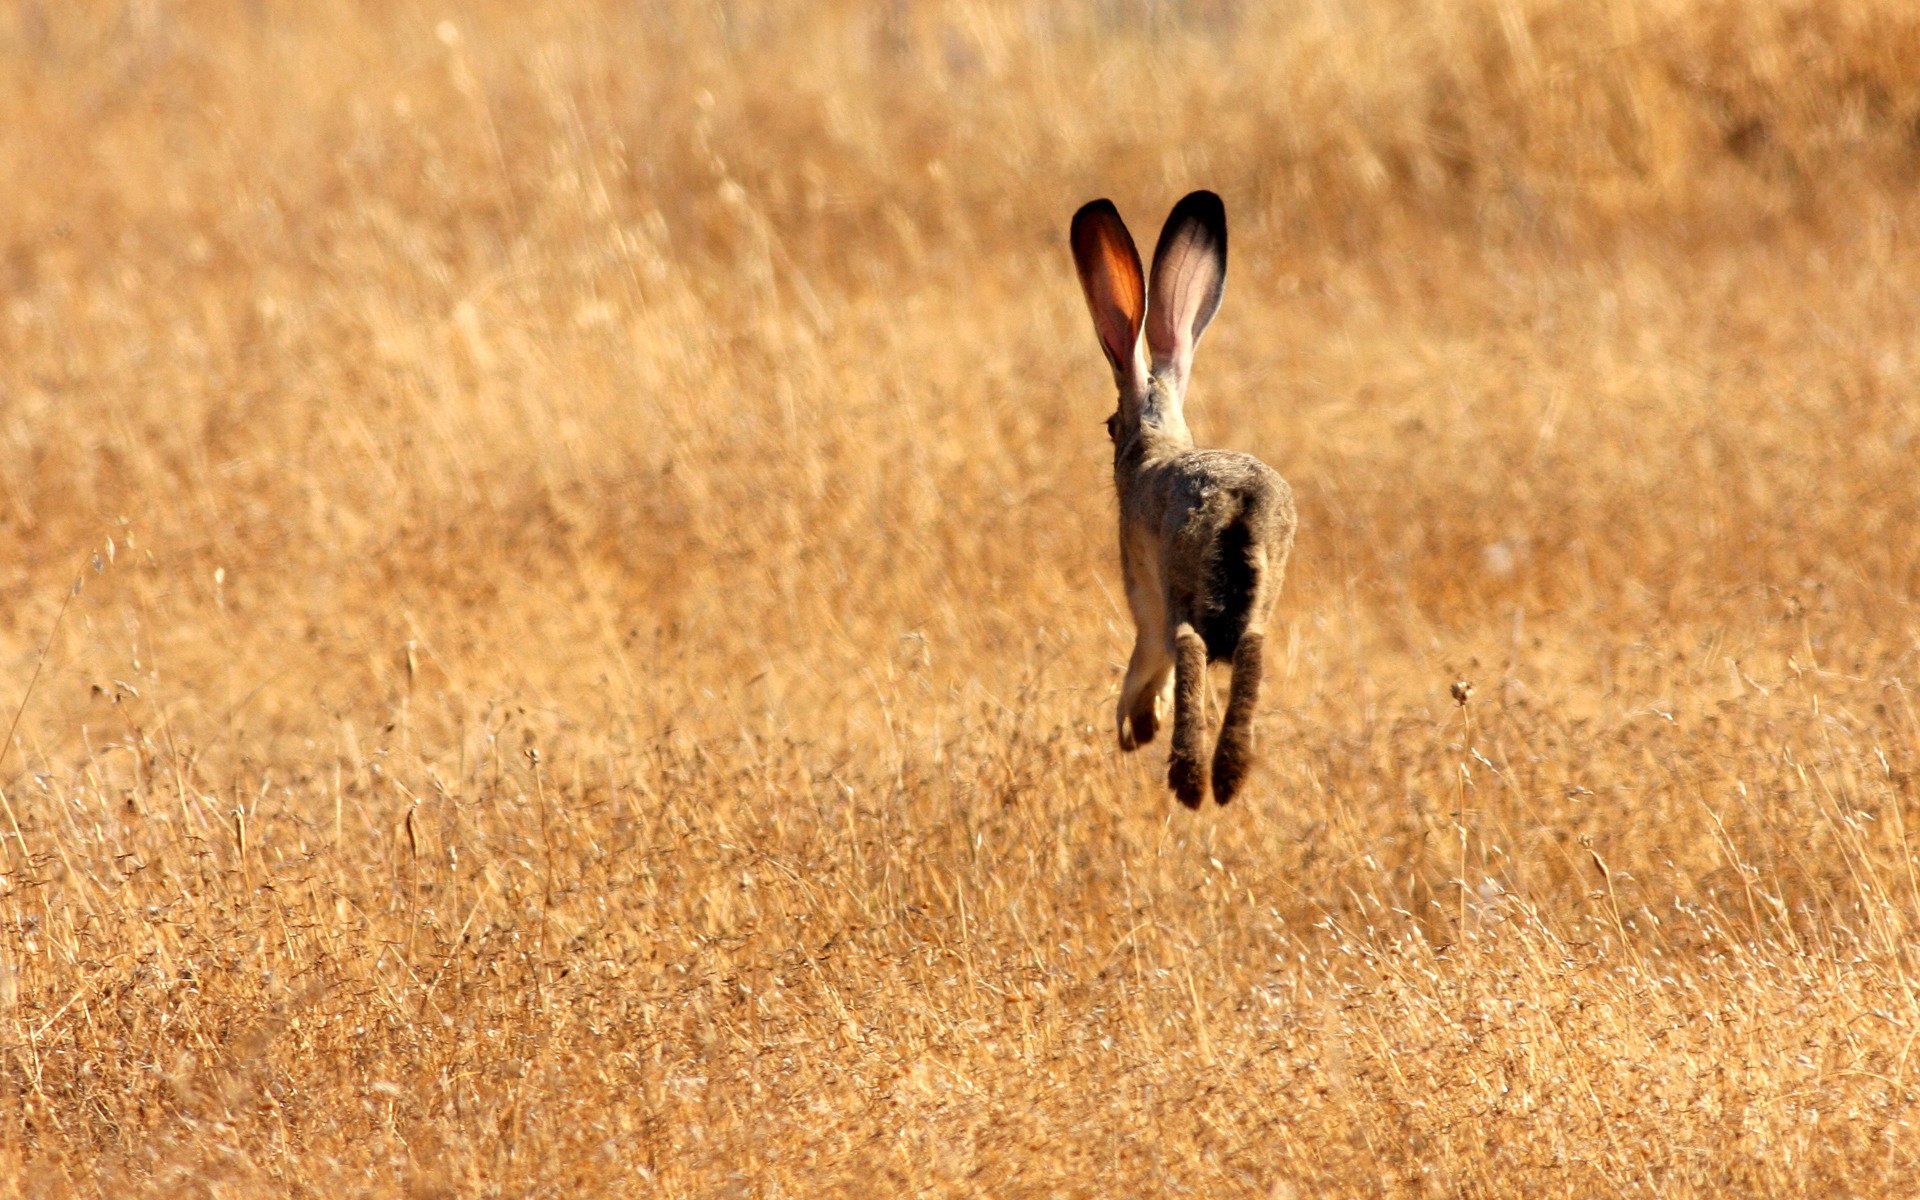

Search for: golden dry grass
xmin=4 ymin=1 xmax=1920 ymax=1195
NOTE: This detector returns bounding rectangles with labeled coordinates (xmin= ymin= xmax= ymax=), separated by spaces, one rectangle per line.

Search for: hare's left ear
xmin=1146 ymin=190 xmax=1227 ymax=399
xmin=1070 ymin=199 xmax=1148 ymax=396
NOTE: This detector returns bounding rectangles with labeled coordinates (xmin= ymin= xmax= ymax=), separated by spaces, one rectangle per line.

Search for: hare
xmin=1070 ymin=191 xmax=1296 ymax=807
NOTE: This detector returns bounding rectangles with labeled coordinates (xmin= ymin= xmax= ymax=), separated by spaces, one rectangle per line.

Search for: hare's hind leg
xmin=1168 ymin=622 xmax=1210 ymax=808
xmin=1117 ymin=634 xmax=1173 ymax=750
xmin=1210 ymin=631 xmax=1264 ymax=803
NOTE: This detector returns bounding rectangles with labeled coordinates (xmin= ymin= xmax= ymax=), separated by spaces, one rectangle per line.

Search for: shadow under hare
xmin=1069 ymin=190 xmax=1296 ymax=807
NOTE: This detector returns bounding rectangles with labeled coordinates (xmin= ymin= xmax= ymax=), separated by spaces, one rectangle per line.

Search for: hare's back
xmin=1166 ymin=451 xmax=1292 ymax=535
xmin=1145 ymin=451 xmax=1289 ymax=657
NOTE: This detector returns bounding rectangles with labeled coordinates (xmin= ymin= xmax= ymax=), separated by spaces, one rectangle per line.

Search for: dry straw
xmin=2 ymin=1 xmax=1920 ymax=1195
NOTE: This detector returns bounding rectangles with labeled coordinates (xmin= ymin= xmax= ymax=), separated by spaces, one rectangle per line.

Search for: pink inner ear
xmin=1147 ymin=237 xmax=1222 ymax=375
xmin=1084 ymin=271 xmax=1139 ymax=371
xmin=1071 ymin=202 xmax=1145 ymax=378
xmin=1146 ymin=192 xmax=1226 ymax=387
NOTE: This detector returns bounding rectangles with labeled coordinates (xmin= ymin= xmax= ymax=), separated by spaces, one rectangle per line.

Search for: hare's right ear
xmin=1146 ymin=190 xmax=1227 ymax=400
xmin=1070 ymin=199 xmax=1147 ymax=392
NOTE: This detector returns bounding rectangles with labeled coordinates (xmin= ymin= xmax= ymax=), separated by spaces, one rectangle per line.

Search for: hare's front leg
xmin=1116 ymin=632 xmax=1173 ymax=750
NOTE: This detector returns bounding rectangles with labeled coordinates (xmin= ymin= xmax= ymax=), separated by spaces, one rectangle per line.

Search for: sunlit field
xmin=4 ymin=2 xmax=1920 ymax=1194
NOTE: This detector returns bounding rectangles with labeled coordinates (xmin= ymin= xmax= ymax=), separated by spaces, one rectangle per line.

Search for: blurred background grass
xmin=3 ymin=2 xmax=1920 ymax=1195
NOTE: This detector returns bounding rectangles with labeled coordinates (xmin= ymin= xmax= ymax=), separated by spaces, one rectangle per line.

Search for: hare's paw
xmin=1211 ymin=733 xmax=1253 ymax=804
xmin=1118 ymin=690 xmax=1164 ymax=751
xmin=1167 ymin=751 xmax=1207 ymax=809
xmin=1128 ymin=705 xmax=1160 ymax=748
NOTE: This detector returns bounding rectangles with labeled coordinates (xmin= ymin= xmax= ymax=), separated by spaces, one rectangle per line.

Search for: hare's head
xmin=1069 ymin=191 xmax=1228 ymax=460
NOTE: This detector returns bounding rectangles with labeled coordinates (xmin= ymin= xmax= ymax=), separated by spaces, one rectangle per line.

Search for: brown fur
xmin=1116 ymin=401 xmax=1294 ymax=805
xmin=1168 ymin=623 xmax=1211 ymax=807
xmin=1211 ymin=631 xmax=1264 ymax=803
xmin=1072 ymin=191 xmax=1297 ymax=809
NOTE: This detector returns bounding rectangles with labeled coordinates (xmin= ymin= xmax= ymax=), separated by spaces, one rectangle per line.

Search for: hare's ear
xmin=1070 ymin=199 xmax=1147 ymax=391
xmin=1146 ymin=190 xmax=1227 ymax=396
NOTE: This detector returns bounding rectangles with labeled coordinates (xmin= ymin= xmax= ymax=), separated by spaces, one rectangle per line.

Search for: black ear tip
xmin=1071 ymin=197 xmax=1119 ymax=231
xmin=1175 ymin=190 xmax=1227 ymax=235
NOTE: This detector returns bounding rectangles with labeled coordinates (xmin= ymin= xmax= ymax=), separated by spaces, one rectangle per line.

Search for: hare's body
xmin=1119 ymin=441 xmax=1293 ymax=661
xmin=1072 ymin=192 xmax=1295 ymax=806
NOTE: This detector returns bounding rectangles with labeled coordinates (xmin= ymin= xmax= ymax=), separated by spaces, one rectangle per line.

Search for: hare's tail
xmin=1168 ymin=622 xmax=1210 ymax=808
xmin=1198 ymin=495 xmax=1266 ymax=662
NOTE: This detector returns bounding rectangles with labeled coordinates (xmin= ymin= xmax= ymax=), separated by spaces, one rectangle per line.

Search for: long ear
xmin=1070 ymin=199 xmax=1147 ymax=390
xmin=1145 ymin=190 xmax=1227 ymax=396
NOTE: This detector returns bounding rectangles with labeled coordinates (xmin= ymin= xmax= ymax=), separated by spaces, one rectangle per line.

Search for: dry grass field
xmin=4 ymin=1 xmax=1920 ymax=1194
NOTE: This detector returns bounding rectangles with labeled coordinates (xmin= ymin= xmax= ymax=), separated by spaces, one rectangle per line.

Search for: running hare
xmin=1069 ymin=191 xmax=1296 ymax=807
